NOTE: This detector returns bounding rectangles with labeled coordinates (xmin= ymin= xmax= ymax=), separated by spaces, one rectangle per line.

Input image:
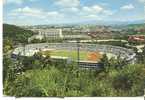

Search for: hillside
xmin=113 ymin=23 xmax=145 ymax=35
xmin=126 ymin=23 xmax=145 ymax=29
xmin=3 ymin=24 xmax=35 ymax=43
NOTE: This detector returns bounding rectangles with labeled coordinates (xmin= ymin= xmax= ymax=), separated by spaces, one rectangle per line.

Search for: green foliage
xmin=137 ymin=46 xmax=145 ymax=64
xmin=30 ymin=38 xmax=46 ymax=43
xmin=4 ymin=58 xmax=145 ymax=97
xmin=4 ymin=75 xmax=45 ymax=97
xmin=3 ymin=55 xmax=24 ymax=82
xmin=3 ymin=55 xmax=13 ymax=82
xmin=126 ymin=23 xmax=145 ymax=30
xmin=95 ymin=41 xmax=127 ymax=47
xmin=113 ymin=73 xmax=133 ymax=91
xmin=123 ymin=23 xmax=145 ymax=35
xmin=111 ymin=64 xmax=145 ymax=96
xmin=3 ymin=37 xmax=14 ymax=53
xmin=3 ymin=24 xmax=35 ymax=44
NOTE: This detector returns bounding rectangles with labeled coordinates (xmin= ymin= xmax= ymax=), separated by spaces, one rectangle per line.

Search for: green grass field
xmin=41 ymin=50 xmax=89 ymax=60
xmin=40 ymin=50 xmax=116 ymax=61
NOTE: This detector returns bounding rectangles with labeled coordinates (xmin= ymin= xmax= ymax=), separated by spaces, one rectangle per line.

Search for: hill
xmin=125 ymin=23 xmax=145 ymax=29
xmin=3 ymin=24 xmax=35 ymax=43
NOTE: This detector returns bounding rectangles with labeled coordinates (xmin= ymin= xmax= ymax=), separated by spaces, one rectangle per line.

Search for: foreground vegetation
xmin=3 ymin=48 xmax=145 ymax=97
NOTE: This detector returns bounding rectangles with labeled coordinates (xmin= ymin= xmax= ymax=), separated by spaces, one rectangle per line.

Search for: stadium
xmin=12 ymin=43 xmax=136 ymax=68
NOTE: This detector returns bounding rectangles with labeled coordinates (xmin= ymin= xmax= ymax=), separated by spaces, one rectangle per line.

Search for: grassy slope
xmin=16 ymin=63 xmax=145 ymax=96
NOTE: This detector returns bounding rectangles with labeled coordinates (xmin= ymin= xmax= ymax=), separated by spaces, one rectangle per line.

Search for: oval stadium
xmin=12 ymin=43 xmax=136 ymax=68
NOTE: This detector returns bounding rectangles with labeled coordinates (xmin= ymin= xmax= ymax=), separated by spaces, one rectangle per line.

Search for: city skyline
xmin=3 ymin=0 xmax=145 ymax=25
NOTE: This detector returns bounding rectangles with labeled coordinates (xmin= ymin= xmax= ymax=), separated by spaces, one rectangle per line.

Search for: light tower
xmin=77 ymin=38 xmax=80 ymax=67
xmin=76 ymin=28 xmax=82 ymax=67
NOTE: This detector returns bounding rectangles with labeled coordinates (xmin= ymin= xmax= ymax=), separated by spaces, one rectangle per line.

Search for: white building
xmin=38 ymin=29 xmax=63 ymax=38
xmin=28 ymin=28 xmax=91 ymax=42
xmin=28 ymin=29 xmax=63 ymax=42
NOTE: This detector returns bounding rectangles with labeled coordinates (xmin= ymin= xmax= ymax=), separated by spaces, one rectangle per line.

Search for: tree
xmin=142 ymin=46 xmax=145 ymax=63
xmin=3 ymin=37 xmax=13 ymax=53
xmin=21 ymin=56 xmax=35 ymax=70
xmin=137 ymin=45 xmax=145 ymax=64
xmin=113 ymin=73 xmax=133 ymax=91
xmin=3 ymin=55 xmax=12 ymax=82
xmin=4 ymin=74 xmax=45 ymax=97
xmin=3 ymin=24 xmax=35 ymax=44
xmin=99 ymin=54 xmax=110 ymax=72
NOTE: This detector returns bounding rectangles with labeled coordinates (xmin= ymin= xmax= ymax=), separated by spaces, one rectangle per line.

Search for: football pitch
xmin=40 ymin=50 xmax=103 ymax=61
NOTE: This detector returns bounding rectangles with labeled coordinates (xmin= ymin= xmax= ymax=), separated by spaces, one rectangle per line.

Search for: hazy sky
xmin=3 ymin=0 xmax=145 ymax=25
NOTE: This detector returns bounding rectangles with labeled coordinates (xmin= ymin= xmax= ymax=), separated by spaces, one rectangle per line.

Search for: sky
xmin=3 ymin=0 xmax=145 ymax=25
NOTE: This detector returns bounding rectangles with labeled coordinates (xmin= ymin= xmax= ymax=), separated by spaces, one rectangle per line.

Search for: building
xmin=128 ymin=35 xmax=145 ymax=42
xmin=28 ymin=28 xmax=63 ymax=42
xmin=38 ymin=29 xmax=63 ymax=38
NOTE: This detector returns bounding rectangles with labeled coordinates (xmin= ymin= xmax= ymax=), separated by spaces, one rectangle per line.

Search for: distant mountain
xmin=126 ymin=23 xmax=145 ymax=28
xmin=3 ymin=24 xmax=35 ymax=43
xmin=78 ymin=19 xmax=145 ymax=26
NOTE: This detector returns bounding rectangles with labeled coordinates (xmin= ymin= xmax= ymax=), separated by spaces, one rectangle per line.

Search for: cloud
xmin=55 ymin=0 xmax=80 ymax=7
xmin=5 ymin=2 xmax=116 ymax=25
xmin=68 ymin=7 xmax=79 ymax=12
xmin=7 ymin=6 xmax=65 ymax=25
xmin=60 ymin=7 xmax=79 ymax=14
xmin=10 ymin=6 xmax=43 ymax=18
xmin=57 ymin=4 xmax=114 ymax=20
xmin=103 ymin=10 xmax=115 ymax=15
xmin=81 ymin=5 xmax=114 ymax=16
xmin=120 ymin=4 xmax=135 ymax=10
xmin=82 ymin=5 xmax=103 ymax=14
xmin=5 ymin=0 xmax=37 ymax=5
xmin=138 ymin=0 xmax=145 ymax=3
xmin=83 ymin=15 xmax=102 ymax=20
xmin=9 ymin=6 xmax=63 ymax=19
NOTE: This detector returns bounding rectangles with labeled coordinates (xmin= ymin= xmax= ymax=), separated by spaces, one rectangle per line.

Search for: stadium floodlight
xmin=70 ymin=26 xmax=81 ymax=67
xmin=22 ymin=43 xmax=26 ymax=56
xmin=77 ymin=39 xmax=80 ymax=67
xmin=76 ymin=28 xmax=82 ymax=68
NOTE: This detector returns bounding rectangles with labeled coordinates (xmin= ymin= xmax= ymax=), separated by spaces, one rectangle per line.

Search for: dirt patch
xmin=87 ymin=51 xmax=103 ymax=62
